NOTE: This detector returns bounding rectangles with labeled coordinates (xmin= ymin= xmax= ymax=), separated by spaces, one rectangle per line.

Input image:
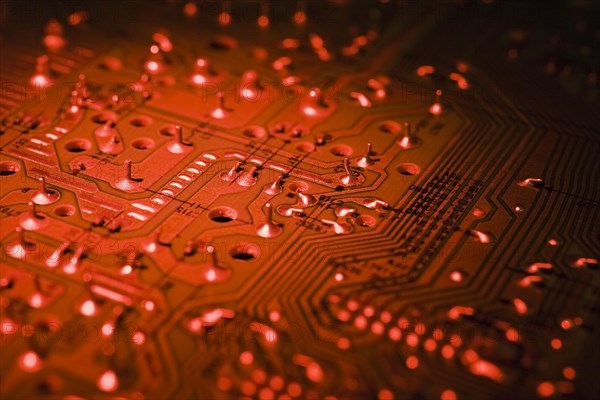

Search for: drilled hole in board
xmin=330 ymin=144 xmax=353 ymax=157
xmin=208 ymin=207 xmax=238 ymax=223
xmin=131 ymin=138 xmax=155 ymax=150
xmin=64 ymin=139 xmax=92 ymax=153
xmin=54 ymin=205 xmax=75 ymax=217
xmin=0 ymin=161 xmax=20 ymax=176
xmin=130 ymin=116 xmax=152 ymax=127
xmin=230 ymin=243 xmax=259 ymax=261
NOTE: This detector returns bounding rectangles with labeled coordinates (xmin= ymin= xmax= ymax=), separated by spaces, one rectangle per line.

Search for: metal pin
xmin=6 ymin=226 xmax=35 ymax=259
xmin=125 ymin=160 xmax=142 ymax=182
xmin=184 ymin=239 xmax=198 ymax=257
xmin=242 ymin=69 xmax=259 ymax=85
xmin=95 ymin=120 xmax=116 ymax=139
xmin=195 ymin=58 xmax=210 ymax=74
xmin=69 ymin=89 xmax=81 ymax=110
xmin=310 ymin=87 xmax=328 ymax=107
xmin=17 ymin=227 xmax=33 ymax=247
xmin=276 ymin=204 xmax=304 ymax=217
xmin=237 ymin=166 xmax=258 ymax=187
xmin=140 ymin=73 xmax=151 ymax=85
xmin=143 ymin=229 xmax=163 ymax=253
xmin=145 ymin=42 xmax=166 ymax=74
xmin=265 ymin=203 xmax=273 ymax=223
xmin=211 ymin=91 xmax=230 ymax=119
xmin=30 ymin=55 xmax=50 ymax=86
xmin=125 ymin=160 xmax=133 ymax=180
xmin=77 ymin=72 xmax=87 ymax=90
xmin=29 ymin=201 xmax=38 ymax=217
xmin=63 ymin=244 xmax=85 ymax=274
xmin=35 ymin=55 xmax=49 ymax=75
xmin=166 ymin=126 xmax=192 ymax=154
xmin=221 ymin=161 xmax=242 ymax=182
xmin=297 ymin=191 xmax=318 ymax=207
xmin=120 ymin=250 xmax=138 ymax=275
xmin=137 ymin=72 xmax=153 ymax=99
xmin=258 ymin=1 xmax=270 ymax=27
xmin=19 ymin=201 xmax=49 ymax=230
xmin=206 ymin=244 xmax=225 ymax=269
xmin=397 ymin=122 xmax=418 ymax=149
xmin=429 ymin=89 xmax=443 ymax=115
xmin=32 ymin=177 xmax=60 ymax=205
xmin=340 ymin=157 xmax=359 ymax=186
xmin=263 ymin=174 xmax=284 ymax=195
xmin=256 ymin=203 xmax=283 ymax=238
xmin=357 ymin=143 xmax=375 ymax=168
xmin=176 ymin=125 xmax=192 ymax=146
xmin=322 ymin=218 xmax=353 ymax=234
xmin=46 ymin=241 xmax=70 ymax=268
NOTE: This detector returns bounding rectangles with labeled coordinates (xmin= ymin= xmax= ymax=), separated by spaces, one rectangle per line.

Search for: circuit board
xmin=1 ymin=0 xmax=599 ymax=399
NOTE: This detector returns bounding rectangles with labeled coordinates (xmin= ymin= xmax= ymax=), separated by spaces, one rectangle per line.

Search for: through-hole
xmin=0 ymin=161 xmax=20 ymax=176
xmin=64 ymin=139 xmax=92 ymax=153
xmin=396 ymin=163 xmax=420 ymax=176
xmin=208 ymin=207 xmax=238 ymax=223
xmin=230 ymin=243 xmax=259 ymax=261
xmin=131 ymin=138 xmax=155 ymax=150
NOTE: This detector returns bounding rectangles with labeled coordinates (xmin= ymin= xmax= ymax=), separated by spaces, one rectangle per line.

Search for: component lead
xmin=116 ymin=160 xmax=143 ymax=191
xmin=63 ymin=244 xmax=85 ymax=274
xmin=211 ymin=91 xmax=230 ymax=119
xmin=256 ymin=203 xmax=283 ymax=238
xmin=340 ymin=158 xmax=360 ymax=186
xmin=30 ymin=55 xmax=50 ymax=86
xmin=397 ymin=122 xmax=419 ymax=149
xmin=357 ymin=143 xmax=375 ymax=168
xmin=5 ymin=227 xmax=35 ymax=260
xmin=176 ymin=125 xmax=192 ymax=146
xmin=19 ymin=201 xmax=49 ymax=230
xmin=263 ymin=174 xmax=284 ymax=195
xmin=31 ymin=177 xmax=60 ymax=205
xmin=297 ymin=191 xmax=318 ymax=207
xmin=221 ymin=161 xmax=242 ymax=182
xmin=429 ymin=89 xmax=443 ymax=115
xmin=125 ymin=160 xmax=142 ymax=182
xmin=237 ymin=166 xmax=258 ymax=187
